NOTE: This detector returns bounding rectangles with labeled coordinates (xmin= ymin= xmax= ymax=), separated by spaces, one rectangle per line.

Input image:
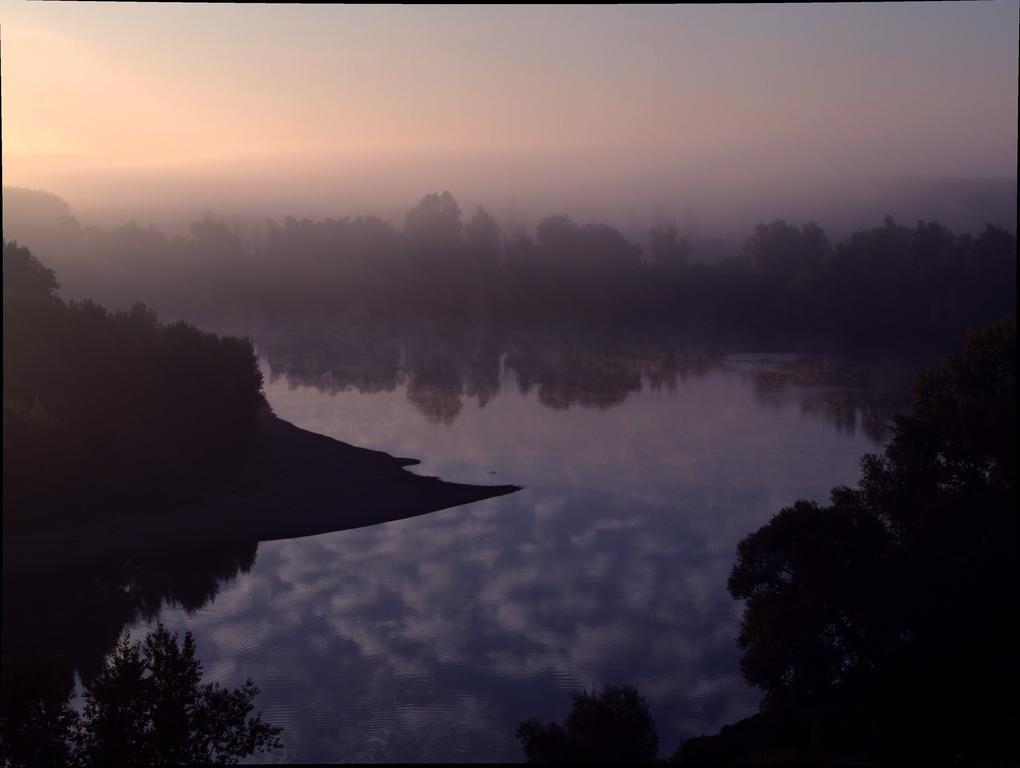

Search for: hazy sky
xmin=2 ymin=2 xmax=1017 ymax=224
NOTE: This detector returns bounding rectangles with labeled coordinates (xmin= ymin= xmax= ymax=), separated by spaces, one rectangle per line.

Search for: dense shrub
xmin=3 ymin=242 xmax=265 ymax=530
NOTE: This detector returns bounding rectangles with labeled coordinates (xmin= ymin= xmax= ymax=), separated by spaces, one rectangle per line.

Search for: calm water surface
xmin=120 ymin=351 xmax=895 ymax=762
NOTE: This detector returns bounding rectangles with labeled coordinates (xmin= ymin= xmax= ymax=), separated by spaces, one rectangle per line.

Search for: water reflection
xmin=2 ymin=539 xmax=258 ymax=684
xmin=4 ymin=329 xmax=918 ymax=762
xmin=262 ymin=326 xmax=914 ymax=441
xmin=139 ymin=493 xmax=757 ymax=761
xmin=728 ymin=353 xmax=914 ymax=443
xmin=119 ymin=345 xmax=902 ymax=762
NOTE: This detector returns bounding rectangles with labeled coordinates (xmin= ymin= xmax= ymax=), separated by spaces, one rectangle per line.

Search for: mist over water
xmin=5 ymin=174 xmax=1017 ymax=248
xmin=2 ymin=2 xmax=1017 ymax=764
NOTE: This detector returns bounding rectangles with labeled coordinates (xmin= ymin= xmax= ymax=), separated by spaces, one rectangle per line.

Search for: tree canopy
xmin=3 ymin=244 xmax=265 ymax=531
xmin=2 ymin=241 xmax=59 ymax=300
xmin=516 ymin=684 xmax=659 ymax=764
xmin=7 ymin=192 xmax=1014 ymax=354
xmin=1 ymin=625 xmax=282 ymax=768
xmin=724 ymin=318 xmax=1017 ymax=762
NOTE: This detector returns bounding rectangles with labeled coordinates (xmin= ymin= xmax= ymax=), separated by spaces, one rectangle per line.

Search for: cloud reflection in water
xmin=129 ymin=356 xmax=894 ymax=762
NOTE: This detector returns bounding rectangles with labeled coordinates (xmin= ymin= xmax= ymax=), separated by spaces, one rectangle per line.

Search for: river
xmin=110 ymin=340 xmax=909 ymax=762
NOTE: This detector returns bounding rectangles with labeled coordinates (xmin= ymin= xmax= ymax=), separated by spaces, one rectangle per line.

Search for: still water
xmin=118 ymin=349 xmax=901 ymax=762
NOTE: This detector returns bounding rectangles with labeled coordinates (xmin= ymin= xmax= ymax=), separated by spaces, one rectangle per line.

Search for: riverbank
xmin=3 ymin=408 xmax=520 ymax=572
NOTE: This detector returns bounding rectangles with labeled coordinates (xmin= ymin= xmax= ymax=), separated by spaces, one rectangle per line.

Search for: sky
xmin=1 ymin=2 xmax=1017 ymax=229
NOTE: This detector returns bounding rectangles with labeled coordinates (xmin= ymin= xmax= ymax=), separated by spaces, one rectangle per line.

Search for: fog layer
xmin=2 ymin=3 xmax=1017 ymax=236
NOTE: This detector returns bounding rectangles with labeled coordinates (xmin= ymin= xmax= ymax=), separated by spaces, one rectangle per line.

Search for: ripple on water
xmin=111 ymin=358 xmax=890 ymax=763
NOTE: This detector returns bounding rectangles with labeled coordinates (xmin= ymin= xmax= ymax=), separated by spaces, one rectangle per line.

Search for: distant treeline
xmin=6 ymin=190 xmax=1016 ymax=352
xmin=2 ymin=242 xmax=265 ymax=531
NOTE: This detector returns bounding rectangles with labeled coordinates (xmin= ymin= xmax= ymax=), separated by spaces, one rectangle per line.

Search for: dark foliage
xmin=0 ymin=625 xmax=282 ymax=767
xmin=2 ymin=241 xmax=265 ymax=531
xmin=695 ymin=319 xmax=1018 ymax=763
xmin=0 ymin=658 xmax=78 ymax=768
xmin=516 ymin=684 xmax=659 ymax=764
xmin=2 ymin=540 xmax=259 ymax=684
xmin=6 ymin=192 xmax=1014 ymax=355
xmin=1 ymin=241 xmax=60 ymax=299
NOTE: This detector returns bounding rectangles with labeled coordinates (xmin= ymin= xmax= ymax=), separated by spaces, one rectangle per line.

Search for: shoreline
xmin=3 ymin=409 xmax=520 ymax=572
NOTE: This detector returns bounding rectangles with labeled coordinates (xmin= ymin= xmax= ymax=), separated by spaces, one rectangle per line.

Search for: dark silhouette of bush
xmin=78 ymin=625 xmax=281 ymax=766
xmin=3 ymin=242 xmax=265 ymax=531
xmin=0 ymin=625 xmax=282 ymax=767
xmin=516 ymin=684 xmax=659 ymax=764
xmin=0 ymin=658 xmax=79 ymax=768
xmin=700 ymin=318 xmax=1018 ymax=764
xmin=1 ymin=241 xmax=60 ymax=300
xmin=728 ymin=495 xmax=897 ymax=705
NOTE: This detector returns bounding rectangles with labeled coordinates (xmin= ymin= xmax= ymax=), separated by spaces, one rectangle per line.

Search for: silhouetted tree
xmin=727 ymin=495 xmax=896 ymax=706
xmin=3 ymin=245 xmax=265 ymax=531
xmin=516 ymin=684 xmax=659 ymax=764
xmin=404 ymin=191 xmax=462 ymax=255
xmin=4 ymin=197 xmax=1015 ymax=355
xmin=576 ymin=223 xmax=641 ymax=273
xmin=2 ymin=241 xmax=59 ymax=300
xmin=743 ymin=219 xmax=829 ymax=279
xmin=75 ymin=625 xmax=281 ymax=766
xmin=0 ymin=659 xmax=78 ymax=768
xmin=722 ymin=318 xmax=1017 ymax=763
xmin=464 ymin=205 xmax=502 ymax=274
xmin=1 ymin=626 xmax=282 ymax=768
xmin=535 ymin=214 xmax=579 ymax=253
xmin=647 ymin=223 xmax=689 ymax=273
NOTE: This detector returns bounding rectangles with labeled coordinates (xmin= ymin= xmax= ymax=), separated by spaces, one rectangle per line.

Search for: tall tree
xmin=517 ymin=684 xmax=659 ymax=764
xmin=404 ymin=191 xmax=462 ymax=255
xmin=726 ymin=318 xmax=1017 ymax=761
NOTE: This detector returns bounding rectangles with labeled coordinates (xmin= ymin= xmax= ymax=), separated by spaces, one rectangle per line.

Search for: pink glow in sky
xmin=2 ymin=2 xmax=1016 ymax=225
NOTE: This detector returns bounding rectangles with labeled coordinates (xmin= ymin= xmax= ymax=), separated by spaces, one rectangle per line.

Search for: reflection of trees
xmin=506 ymin=341 xmax=643 ymax=411
xmin=260 ymin=323 xmax=915 ymax=440
xmin=1 ymin=539 xmax=258 ymax=686
xmin=263 ymin=328 xmax=402 ymax=396
xmin=736 ymin=355 xmax=914 ymax=442
xmin=2 ymin=541 xmax=260 ymax=765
